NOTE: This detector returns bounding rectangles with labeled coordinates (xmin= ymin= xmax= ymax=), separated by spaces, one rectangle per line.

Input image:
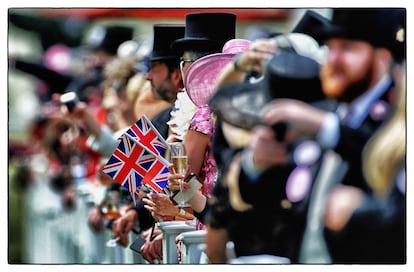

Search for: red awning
xmin=34 ymin=8 xmax=289 ymax=22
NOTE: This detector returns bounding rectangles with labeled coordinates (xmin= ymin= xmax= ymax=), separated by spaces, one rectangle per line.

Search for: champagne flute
xmin=169 ymin=142 xmax=189 ymax=207
xmin=102 ymin=190 xmax=121 ymax=221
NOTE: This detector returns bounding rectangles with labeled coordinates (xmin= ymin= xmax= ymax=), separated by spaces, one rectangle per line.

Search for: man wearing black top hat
xmin=207 ymin=8 xmax=405 ymax=263
xmin=110 ymin=22 xmax=185 ymax=245
xmin=144 ymin=24 xmax=186 ymax=139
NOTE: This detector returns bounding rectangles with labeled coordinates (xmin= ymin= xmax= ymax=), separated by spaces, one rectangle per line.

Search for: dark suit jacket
xmin=151 ymin=106 xmax=174 ymax=143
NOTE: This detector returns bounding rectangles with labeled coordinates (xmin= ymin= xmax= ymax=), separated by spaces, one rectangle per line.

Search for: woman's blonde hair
xmin=362 ymin=69 xmax=406 ymax=197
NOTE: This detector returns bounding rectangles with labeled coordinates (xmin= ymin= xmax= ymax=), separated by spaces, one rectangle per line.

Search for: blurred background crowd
xmin=7 ymin=7 xmax=406 ymax=265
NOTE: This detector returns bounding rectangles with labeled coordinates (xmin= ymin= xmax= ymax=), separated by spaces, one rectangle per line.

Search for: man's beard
xmin=153 ymin=83 xmax=177 ymax=104
xmin=321 ymin=62 xmax=374 ymax=103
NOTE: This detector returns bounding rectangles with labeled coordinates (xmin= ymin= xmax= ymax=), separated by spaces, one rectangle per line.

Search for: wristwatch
xmin=179 ymin=208 xmax=186 ymax=217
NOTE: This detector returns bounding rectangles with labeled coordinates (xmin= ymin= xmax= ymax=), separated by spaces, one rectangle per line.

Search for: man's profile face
xmin=320 ymin=38 xmax=376 ymax=102
xmin=147 ymin=61 xmax=178 ymax=103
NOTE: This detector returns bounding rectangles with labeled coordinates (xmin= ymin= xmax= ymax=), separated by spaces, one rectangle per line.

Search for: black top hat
xmin=315 ymin=8 xmax=405 ymax=61
xmin=150 ymin=24 xmax=185 ymax=62
xmin=171 ymin=12 xmax=236 ymax=53
xmin=264 ymin=51 xmax=324 ymax=102
xmin=209 ymin=52 xmax=325 ymax=130
xmin=291 ymin=10 xmax=331 ymax=44
xmin=85 ymin=25 xmax=134 ymax=55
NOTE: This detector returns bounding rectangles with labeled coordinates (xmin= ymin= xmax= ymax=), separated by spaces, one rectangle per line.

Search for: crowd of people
xmin=8 ymin=8 xmax=406 ymax=265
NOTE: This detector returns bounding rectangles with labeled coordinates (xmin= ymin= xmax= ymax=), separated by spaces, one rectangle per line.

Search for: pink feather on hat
xmin=184 ymin=39 xmax=251 ymax=107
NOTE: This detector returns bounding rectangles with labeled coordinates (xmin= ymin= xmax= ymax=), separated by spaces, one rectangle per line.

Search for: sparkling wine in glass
xmin=169 ymin=142 xmax=189 ymax=207
xmin=102 ymin=190 xmax=121 ymax=221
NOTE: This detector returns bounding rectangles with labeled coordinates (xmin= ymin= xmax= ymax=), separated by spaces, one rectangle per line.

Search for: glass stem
xmin=179 ymin=179 xmax=184 ymax=206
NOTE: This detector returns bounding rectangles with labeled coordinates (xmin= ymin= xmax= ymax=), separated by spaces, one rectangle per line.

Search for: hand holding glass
xmin=169 ymin=142 xmax=189 ymax=207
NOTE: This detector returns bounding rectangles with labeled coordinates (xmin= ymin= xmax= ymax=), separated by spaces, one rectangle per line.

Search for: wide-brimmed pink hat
xmin=184 ymin=38 xmax=251 ymax=107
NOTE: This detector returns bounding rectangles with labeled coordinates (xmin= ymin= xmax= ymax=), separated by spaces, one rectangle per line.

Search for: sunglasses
xmin=179 ymin=57 xmax=196 ymax=71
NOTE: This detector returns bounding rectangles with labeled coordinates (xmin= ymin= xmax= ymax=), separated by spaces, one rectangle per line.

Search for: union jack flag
xmin=102 ymin=134 xmax=154 ymax=196
xmin=102 ymin=134 xmax=170 ymax=196
xmin=126 ymin=115 xmax=169 ymax=165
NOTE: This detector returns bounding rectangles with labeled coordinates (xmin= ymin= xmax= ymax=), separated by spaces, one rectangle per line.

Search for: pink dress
xmin=188 ymin=105 xmax=217 ymax=230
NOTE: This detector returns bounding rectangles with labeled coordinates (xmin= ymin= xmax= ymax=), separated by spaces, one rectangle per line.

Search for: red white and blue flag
xmin=126 ymin=115 xmax=169 ymax=165
xmin=102 ymin=134 xmax=169 ymax=198
xmin=141 ymin=159 xmax=170 ymax=193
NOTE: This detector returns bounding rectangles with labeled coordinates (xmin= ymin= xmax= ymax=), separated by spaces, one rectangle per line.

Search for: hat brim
xmin=208 ymin=79 xmax=271 ymax=130
xmin=185 ymin=52 xmax=236 ymax=107
xmin=149 ymin=55 xmax=180 ymax=62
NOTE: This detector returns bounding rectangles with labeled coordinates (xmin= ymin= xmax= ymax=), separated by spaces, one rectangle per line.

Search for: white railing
xmin=157 ymin=221 xmax=196 ymax=264
xmin=22 ymin=179 xmax=221 ymax=264
xmin=176 ymin=229 xmax=207 ymax=264
xmin=23 ymin=180 xmax=144 ymax=264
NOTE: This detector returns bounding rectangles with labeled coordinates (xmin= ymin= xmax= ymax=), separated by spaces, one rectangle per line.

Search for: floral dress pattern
xmin=188 ymin=105 xmax=217 ymax=231
xmin=188 ymin=104 xmax=217 ymax=199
